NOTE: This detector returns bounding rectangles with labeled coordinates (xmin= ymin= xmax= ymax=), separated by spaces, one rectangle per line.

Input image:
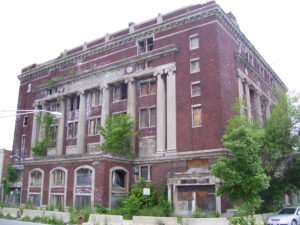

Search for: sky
xmin=0 ymin=0 xmax=299 ymax=150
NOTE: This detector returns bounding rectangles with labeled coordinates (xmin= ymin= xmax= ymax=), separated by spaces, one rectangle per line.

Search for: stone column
xmin=266 ymin=100 xmax=271 ymax=119
xmin=166 ymin=69 xmax=177 ymax=152
xmin=167 ymin=184 xmax=172 ymax=202
xmin=156 ymin=72 xmax=166 ymax=153
xmin=56 ymin=97 xmax=65 ymax=155
xmin=245 ymin=82 xmax=252 ymax=120
xmin=38 ymin=102 xmax=46 ymax=141
xmin=126 ymin=79 xmax=136 ymax=152
xmin=77 ymin=91 xmax=86 ymax=154
xmin=254 ymin=90 xmax=262 ymax=123
xmin=100 ymin=85 xmax=110 ymax=145
xmin=30 ymin=104 xmax=39 ymax=156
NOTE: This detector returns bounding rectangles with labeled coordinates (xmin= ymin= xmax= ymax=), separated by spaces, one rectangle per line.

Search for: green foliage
xmin=24 ymin=201 xmax=35 ymax=209
xmin=229 ymin=215 xmax=262 ymax=225
xmin=95 ymin=203 xmax=108 ymax=214
xmin=99 ymin=114 xmax=138 ymax=158
xmin=7 ymin=166 xmax=19 ymax=182
xmin=69 ymin=206 xmax=93 ymax=223
xmin=2 ymin=178 xmax=11 ymax=196
xmin=31 ymin=114 xmax=55 ymax=156
xmin=211 ymin=100 xmax=269 ymax=216
xmin=259 ymin=93 xmax=300 ymax=212
xmin=21 ymin=216 xmax=31 ymax=222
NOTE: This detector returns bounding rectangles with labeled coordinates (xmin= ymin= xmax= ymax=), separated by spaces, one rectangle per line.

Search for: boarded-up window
xmin=177 ymin=191 xmax=194 ymax=201
xmin=192 ymin=105 xmax=202 ymax=126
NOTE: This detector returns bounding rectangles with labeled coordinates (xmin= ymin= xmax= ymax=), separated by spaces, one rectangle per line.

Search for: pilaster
xmin=77 ymin=91 xmax=86 ymax=154
xmin=156 ymin=72 xmax=166 ymax=153
xmin=126 ymin=79 xmax=136 ymax=152
xmin=56 ymin=97 xmax=65 ymax=155
xmin=166 ymin=69 xmax=177 ymax=152
xmin=100 ymin=85 xmax=110 ymax=145
xmin=30 ymin=104 xmax=39 ymax=156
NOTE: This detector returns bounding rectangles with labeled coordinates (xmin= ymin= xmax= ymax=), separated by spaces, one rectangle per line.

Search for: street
xmin=0 ymin=219 xmax=47 ymax=225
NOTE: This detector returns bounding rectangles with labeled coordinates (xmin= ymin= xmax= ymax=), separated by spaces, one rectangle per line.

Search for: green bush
xmin=21 ymin=216 xmax=31 ymax=222
xmin=69 ymin=206 xmax=94 ymax=223
xmin=24 ymin=201 xmax=35 ymax=209
xmin=95 ymin=203 xmax=108 ymax=214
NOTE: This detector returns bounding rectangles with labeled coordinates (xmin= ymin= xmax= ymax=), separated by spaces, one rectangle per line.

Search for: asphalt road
xmin=0 ymin=219 xmax=48 ymax=225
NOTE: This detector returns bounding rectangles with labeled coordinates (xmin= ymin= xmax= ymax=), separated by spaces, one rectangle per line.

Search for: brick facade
xmin=12 ymin=1 xmax=286 ymax=215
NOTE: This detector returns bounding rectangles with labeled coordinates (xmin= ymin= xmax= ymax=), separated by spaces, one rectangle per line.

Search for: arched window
xmin=51 ymin=169 xmax=66 ymax=186
xmin=76 ymin=168 xmax=92 ymax=185
xmin=29 ymin=170 xmax=42 ymax=186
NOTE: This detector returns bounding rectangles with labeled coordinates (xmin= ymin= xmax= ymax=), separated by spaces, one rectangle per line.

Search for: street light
xmin=0 ymin=109 xmax=62 ymax=118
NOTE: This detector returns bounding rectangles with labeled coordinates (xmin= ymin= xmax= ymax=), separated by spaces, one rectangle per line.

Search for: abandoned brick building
xmin=12 ymin=1 xmax=286 ymax=216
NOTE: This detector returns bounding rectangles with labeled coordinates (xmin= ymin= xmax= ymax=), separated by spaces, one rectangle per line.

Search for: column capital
xmin=154 ymin=71 xmax=163 ymax=77
xmin=125 ymin=78 xmax=135 ymax=84
xmin=100 ymin=84 xmax=109 ymax=90
xmin=57 ymin=95 xmax=66 ymax=102
xmin=164 ymin=67 xmax=176 ymax=76
xmin=77 ymin=90 xmax=85 ymax=96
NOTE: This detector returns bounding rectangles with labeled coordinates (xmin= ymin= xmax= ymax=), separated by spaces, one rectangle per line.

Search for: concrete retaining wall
xmin=21 ymin=209 xmax=44 ymax=219
xmin=1 ymin=207 xmax=20 ymax=218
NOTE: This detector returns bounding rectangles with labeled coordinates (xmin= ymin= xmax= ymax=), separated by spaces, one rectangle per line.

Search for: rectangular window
xmin=139 ymin=107 xmax=156 ymax=128
xmin=191 ymin=82 xmax=201 ymax=97
xmin=112 ymin=83 xmax=127 ymax=102
xmin=69 ymin=96 xmax=80 ymax=112
xmin=23 ymin=116 xmax=28 ymax=126
xmin=27 ymin=83 xmax=32 ymax=93
xmin=190 ymin=36 xmax=199 ymax=50
xmin=190 ymin=59 xmax=200 ymax=73
xmin=50 ymin=195 xmax=64 ymax=209
xmin=137 ymin=37 xmax=154 ymax=54
xmin=49 ymin=124 xmax=58 ymax=146
xmin=88 ymin=117 xmax=101 ymax=136
xmin=192 ymin=105 xmax=202 ymax=127
xmin=139 ymin=80 xmax=156 ymax=96
xmin=89 ymin=89 xmax=102 ymax=107
xmin=28 ymin=194 xmax=41 ymax=207
xmin=75 ymin=195 xmax=91 ymax=209
xmin=21 ymin=135 xmax=26 ymax=150
xmin=67 ymin=121 xmax=78 ymax=139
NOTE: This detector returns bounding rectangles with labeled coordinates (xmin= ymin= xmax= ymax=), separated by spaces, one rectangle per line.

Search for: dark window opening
xmin=138 ymin=37 xmax=153 ymax=54
xmin=112 ymin=170 xmax=126 ymax=188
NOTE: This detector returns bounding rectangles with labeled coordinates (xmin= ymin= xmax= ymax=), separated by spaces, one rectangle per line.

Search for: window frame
xmin=190 ymin=58 xmax=200 ymax=73
xmin=191 ymin=81 xmax=201 ymax=97
xmin=27 ymin=83 xmax=32 ymax=93
xmin=87 ymin=117 xmax=101 ymax=136
xmin=139 ymin=79 xmax=156 ymax=97
xmin=50 ymin=168 xmax=67 ymax=187
xmin=189 ymin=35 xmax=199 ymax=50
xmin=67 ymin=121 xmax=78 ymax=139
xmin=21 ymin=135 xmax=26 ymax=151
xmin=136 ymin=165 xmax=151 ymax=182
xmin=139 ymin=107 xmax=156 ymax=129
xmin=112 ymin=83 xmax=128 ymax=103
xmin=137 ymin=37 xmax=154 ymax=55
xmin=192 ymin=104 xmax=202 ymax=127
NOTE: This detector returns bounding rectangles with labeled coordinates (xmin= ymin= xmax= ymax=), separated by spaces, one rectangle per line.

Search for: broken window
xmin=75 ymin=195 xmax=91 ymax=209
xmin=51 ymin=169 xmax=66 ymax=186
xmin=139 ymin=107 xmax=156 ymax=128
xmin=112 ymin=83 xmax=127 ymax=102
xmin=140 ymin=80 xmax=156 ymax=96
xmin=69 ymin=95 xmax=80 ymax=111
xmin=88 ymin=89 xmax=102 ymax=107
xmin=191 ymin=82 xmax=201 ymax=97
xmin=190 ymin=59 xmax=200 ymax=73
xmin=192 ymin=105 xmax=202 ymax=127
xmin=190 ymin=36 xmax=199 ymax=50
xmin=30 ymin=170 xmax=42 ymax=186
xmin=136 ymin=165 xmax=151 ymax=181
xmin=21 ymin=135 xmax=26 ymax=150
xmin=88 ymin=117 xmax=101 ymax=136
xmin=28 ymin=194 xmax=41 ymax=207
xmin=49 ymin=124 xmax=58 ymax=146
xmin=76 ymin=168 xmax=92 ymax=185
xmin=137 ymin=37 xmax=154 ymax=54
xmin=67 ymin=121 xmax=78 ymax=139
xmin=50 ymin=195 xmax=64 ymax=209
xmin=112 ymin=169 xmax=127 ymax=188
xmin=23 ymin=116 xmax=28 ymax=126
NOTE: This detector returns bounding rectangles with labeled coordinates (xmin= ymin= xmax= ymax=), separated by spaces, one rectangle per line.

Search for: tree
xmin=99 ymin=114 xmax=138 ymax=158
xmin=259 ymin=93 xmax=300 ymax=212
xmin=211 ymin=112 xmax=269 ymax=219
xmin=31 ymin=114 xmax=55 ymax=156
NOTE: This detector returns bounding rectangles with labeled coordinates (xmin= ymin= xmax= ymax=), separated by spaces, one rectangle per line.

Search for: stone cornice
xmin=18 ymin=2 xmax=285 ymax=90
xmin=22 ymin=148 xmax=229 ymax=166
xmin=18 ymin=3 xmax=218 ymax=81
xmin=34 ymin=44 xmax=178 ymax=92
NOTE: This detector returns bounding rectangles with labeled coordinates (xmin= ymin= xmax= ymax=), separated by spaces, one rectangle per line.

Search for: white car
xmin=267 ymin=207 xmax=300 ymax=225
